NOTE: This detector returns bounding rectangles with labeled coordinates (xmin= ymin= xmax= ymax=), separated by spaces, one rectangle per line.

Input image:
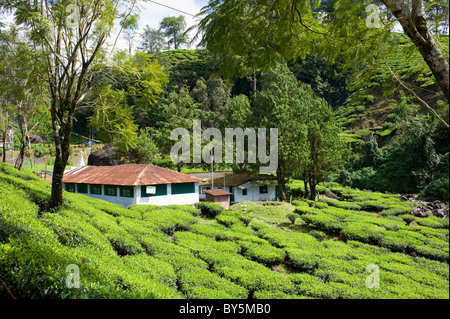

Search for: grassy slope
xmin=0 ymin=163 xmax=448 ymax=299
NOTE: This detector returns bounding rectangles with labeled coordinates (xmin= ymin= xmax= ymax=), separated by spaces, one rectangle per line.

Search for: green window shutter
xmin=105 ymin=185 xmax=117 ymax=197
xmin=66 ymin=183 xmax=76 ymax=193
xmin=90 ymin=184 xmax=102 ymax=195
xmin=120 ymin=186 xmax=134 ymax=198
xmin=141 ymin=184 xmax=167 ymax=197
xmin=77 ymin=184 xmax=88 ymax=194
xmin=171 ymin=182 xmax=195 ymax=195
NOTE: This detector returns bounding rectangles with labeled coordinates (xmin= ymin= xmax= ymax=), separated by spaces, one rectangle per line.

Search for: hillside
xmin=336 ymin=34 xmax=449 ymax=147
xmin=0 ymin=163 xmax=448 ymax=299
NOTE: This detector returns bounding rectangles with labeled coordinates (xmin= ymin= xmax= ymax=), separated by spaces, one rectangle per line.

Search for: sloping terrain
xmin=0 ymin=163 xmax=448 ymax=299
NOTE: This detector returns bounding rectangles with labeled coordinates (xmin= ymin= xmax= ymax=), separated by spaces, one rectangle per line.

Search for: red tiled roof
xmin=204 ymin=189 xmax=232 ymax=196
xmin=62 ymin=164 xmax=203 ymax=186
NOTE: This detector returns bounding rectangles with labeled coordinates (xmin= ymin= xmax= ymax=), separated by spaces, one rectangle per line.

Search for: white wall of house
xmin=63 ymin=183 xmax=138 ymax=207
xmin=136 ymin=183 xmax=199 ymax=206
xmin=234 ymin=181 xmax=276 ymax=203
xmin=63 ymin=182 xmax=199 ymax=208
xmin=200 ymin=182 xmax=276 ymax=203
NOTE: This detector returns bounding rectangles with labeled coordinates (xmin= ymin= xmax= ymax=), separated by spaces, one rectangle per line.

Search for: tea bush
xmin=286 ymin=213 xmax=298 ymax=224
xmin=415 ymin=218 xmax=446 ymax=229
xmin=341 ymin=222 xmax=386 ymax=244
xmin=1 ymin=163 xmax=448 ymax=299
xmin=301 ymin=213 xmax=344 ymax=233
xmin=216 ymin=214 xmax=241 ymax=227
xmin=164 ymin=205 xmax=201 ymax=216
xmin=194 ymin=202 xmax=224 ymax=217
xmin=253 ymin=290 xmax=310 ymax=299
xmin=141 ymin=209 xmax=198 ymax=235
xmin=211 ymin=254 xmax=296 ymax=294
xmin=177 ymin=267 xmax=248 ymax=299
xmin=319 ymin=197 xmax=362 ymax=210
xmin=173 ymin=231 xmax=241 ymax=255
xmin=239 ymin=240 xmax=286 ymax=265
xmin=121 ymin=254 xmax=177 ymax=288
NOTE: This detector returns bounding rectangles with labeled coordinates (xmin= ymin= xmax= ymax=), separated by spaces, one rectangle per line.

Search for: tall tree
xmin=151 ymin=85 xmax=200 ymax=171
xmin=0 ymin=0 xmax=142 ymax=209
xmin=301 ymin=92 xmax=350 ymax=199
xmin=159 ymin=15 xmax=190 ymax=50
xmin=253 ymin=63 xmax=308 ymax=201
xmin=254 ymin=63 xmax=349 ymax=200
xmin=139 ymin=25 xmax=167 ymax=54
xmin=0 ymin=24 xmax=46 ymax=170
xmin=88 ymin=50 xmax=167 ymax=153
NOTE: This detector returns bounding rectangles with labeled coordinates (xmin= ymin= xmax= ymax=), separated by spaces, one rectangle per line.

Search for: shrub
xmin=164 ymin=205 xmax=201 ymax=216
xmin=255 ymin=224 xmax=319 ymax=249
xmin=319 ymin=197 xmax=362 ymax=210
xmin=301 ymin=213 xmax=343 ymax=233
xmin=292 ymin=200 xmax=310 ymax=208
xmin=216 ymin=214 xmax=241 ymax=227
xmin=399 ymin=214 xmax=416 ymax=224
xmin=294 ymin=205 xmax=317 ymax=215
xmin=309 ymin=230 xmax=327 ymax=241
xmin=42 ymin=212 xmax=114 ymax=253
xmin=289 ymin=273 xmax=339 ymax=298
xmin=212 ymin=255 xmax=295 ymax=294
xmin=421 ymin=178 xmax=449 ymax=202
xmin=313 ymin=201 xmax=329 ymax=209
xmin=415 ymin=218 xmax=446 ymax=229
xmin=286 ymin=249 xmax=322 ymax=272
xmin=341 ymin=222 xmax=386 ymax=244
xmin=194 ymin=202 xmax=224 ymax=217
xmin=286 ymin=213 xmax=298 ymax=224
xmin=142 ymin=209 xmax=198 ymax=235
xmin=149 ymin=240 xmax=209 ymax=271
xmin=173 ymin=231 xmax=241 ymax=256
xmin=253 ymin=290 xmax=310 ymax=299
xmin=380 ymin=205 xmax=412 ymax=216
xmin=121 ymin=254 xmax=177 ymax=288
xmin=239 ymin=240 xmax=286 ymax=265
xmin=177 ymin=267 xmax=248 ymax=299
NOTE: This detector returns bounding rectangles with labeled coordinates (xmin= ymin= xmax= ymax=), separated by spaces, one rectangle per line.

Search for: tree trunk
xmin=382 ymin=0 xmax=449 ymax=101
xmin=303 ymin=173 xmax=309 ymax=199
xmin=2 ymin=130 xmax=6 ymax=163
xmin=1 ymin=110 xmax=7 ymax=163
xmin=14 ymin=141 xmax=26 ymax=170
xmin=48 ymin=109 xmax=73 ymax=210
xmin=308 ymin=172 xmax=317 ymax=201
xmin=14 ymin=114 xmax=26 ymax=170
xmin=276 ymin=168 xmax=287 ymax=202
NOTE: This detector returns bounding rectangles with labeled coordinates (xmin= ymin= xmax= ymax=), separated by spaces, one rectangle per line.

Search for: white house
xmin=62 ymin=164 xmax=203 ymax=208
xmin=189 ymin=171 xmax=279 ymax=203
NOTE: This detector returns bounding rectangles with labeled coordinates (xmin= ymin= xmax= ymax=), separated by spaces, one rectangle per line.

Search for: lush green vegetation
xmin=1 ymin=163 xmax=448 ymax=299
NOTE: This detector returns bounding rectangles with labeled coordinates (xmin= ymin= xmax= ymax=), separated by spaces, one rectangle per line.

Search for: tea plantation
xmin=0 ymin=163 xmax=448 ymax=299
